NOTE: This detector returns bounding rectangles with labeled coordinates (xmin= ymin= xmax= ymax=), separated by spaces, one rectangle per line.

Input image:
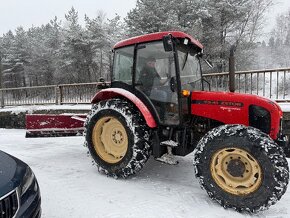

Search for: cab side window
xmin=113 ymin=46 xmax=134 ymax=84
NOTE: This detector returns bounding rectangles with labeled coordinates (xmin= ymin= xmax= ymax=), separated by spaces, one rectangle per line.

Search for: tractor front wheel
xmin=193 ymin=125 xmax=289 ymax=213
xmin=84 ymin=98 xmax=151 ymax=178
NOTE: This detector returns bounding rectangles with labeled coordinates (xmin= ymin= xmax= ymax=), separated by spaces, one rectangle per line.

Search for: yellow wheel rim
xmin=92 ymin=116 xmax=128 ymax=164
xmin=210 ymin=147 xmax=262 ymax=196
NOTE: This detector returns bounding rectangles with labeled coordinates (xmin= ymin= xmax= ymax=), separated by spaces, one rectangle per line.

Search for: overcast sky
xmin=0 ymin=0 xmax=290 ymax=38
xmin=265 ymin=0 xmax=290 ymax=32
xmin=0 ymin=0 xmax=136 ymax=35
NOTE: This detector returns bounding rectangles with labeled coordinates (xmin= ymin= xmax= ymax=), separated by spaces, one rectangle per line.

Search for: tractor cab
xmin=111 ymin=31 xmax=204 ymax=126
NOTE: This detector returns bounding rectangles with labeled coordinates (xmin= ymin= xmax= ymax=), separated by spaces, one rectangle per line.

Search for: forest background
xmin=0 ymin=0 xmax=290 ymax=88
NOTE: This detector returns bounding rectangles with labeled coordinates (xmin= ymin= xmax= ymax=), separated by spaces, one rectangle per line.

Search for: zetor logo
xmin=192 ymin=100 xmax=244 ymax=107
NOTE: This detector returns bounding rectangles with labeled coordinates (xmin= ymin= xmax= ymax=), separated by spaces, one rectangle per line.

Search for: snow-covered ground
xmin=0 ymin=129 xmax=289 ymax=218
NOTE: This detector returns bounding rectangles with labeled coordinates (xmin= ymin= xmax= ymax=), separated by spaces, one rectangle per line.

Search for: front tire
xmin=84 ymin=98 xmax=151 ymax=178
xmin=193 ymin=125 xmax=289 ymax=213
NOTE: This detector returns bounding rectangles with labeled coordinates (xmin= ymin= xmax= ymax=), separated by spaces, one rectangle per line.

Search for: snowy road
xmin=0 ymin=129 xmax=289 ymax=218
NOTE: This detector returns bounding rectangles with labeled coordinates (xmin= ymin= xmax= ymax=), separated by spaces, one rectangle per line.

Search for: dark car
xmin=0 ymin=150 xmax=41 ymax=218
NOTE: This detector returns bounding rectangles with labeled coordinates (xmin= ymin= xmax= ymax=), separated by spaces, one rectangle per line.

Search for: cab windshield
xmin=177 ymin=44 xmax=202 ymax=91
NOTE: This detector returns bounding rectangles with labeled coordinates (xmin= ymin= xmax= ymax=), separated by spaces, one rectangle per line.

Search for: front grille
xmin=0 ymin=190 xmax=19 ymax=218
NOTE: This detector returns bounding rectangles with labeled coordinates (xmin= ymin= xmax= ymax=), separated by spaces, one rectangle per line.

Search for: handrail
xmin=0 ymin=82 xmax=106 ymax=91
xmin=203 ymin=67 xmax=290 ymax=77
xmin=1 ymin=67 xmax=290 ymax=108
xmin=0 ymin=85 xmax=57 ymax=91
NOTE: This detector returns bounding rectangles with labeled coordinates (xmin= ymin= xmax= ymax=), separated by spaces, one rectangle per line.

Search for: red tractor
xmin=82 ymin=31 xmax=289 ymax=212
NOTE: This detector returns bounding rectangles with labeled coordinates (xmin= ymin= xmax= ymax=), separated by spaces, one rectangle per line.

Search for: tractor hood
xmin=191 ymin=91 xmax=282 ymax=140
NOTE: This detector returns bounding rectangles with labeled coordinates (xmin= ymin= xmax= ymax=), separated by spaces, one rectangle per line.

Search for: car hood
xmin=0 ymin=151 xmax=25 ymax=196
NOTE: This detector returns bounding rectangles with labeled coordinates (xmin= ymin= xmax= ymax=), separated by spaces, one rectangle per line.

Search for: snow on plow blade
xmin=26 ymin=114 xmax=87 ymax=137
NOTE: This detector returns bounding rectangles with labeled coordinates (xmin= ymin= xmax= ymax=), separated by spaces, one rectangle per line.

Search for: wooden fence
xmin=1 ymin=67 xmax=290 ymax=107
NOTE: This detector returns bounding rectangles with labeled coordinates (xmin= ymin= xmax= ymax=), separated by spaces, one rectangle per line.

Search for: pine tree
xmin=199 ymin=0 xmax=270 ymax=72
xmin=57 ymin=7 xmax=90 ymax=83
xmin=125 ymin=0 xmax=273 ymax=72
xmin=125 ymin=0 xmax=179 ymax=36
xmin=0 ymin=28 xmax=28 ymax=88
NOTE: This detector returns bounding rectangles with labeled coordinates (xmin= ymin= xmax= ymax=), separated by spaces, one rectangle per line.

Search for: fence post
xmin=0 ymin=90 xmax=4 ymax=108
xmin=55 ymin=86 xmax=63 ymax=105
xmin=59 ymin=86 xmax=63 ymax=105
xmin=55 ymin=86 xmax=58 ymax=105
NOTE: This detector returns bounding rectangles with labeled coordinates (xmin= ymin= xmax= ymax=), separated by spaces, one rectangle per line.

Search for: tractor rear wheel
xmin=193 ymin=125 xmax=289 ymax=213
xmin=84 ymin=98 xmax=151 ymax=178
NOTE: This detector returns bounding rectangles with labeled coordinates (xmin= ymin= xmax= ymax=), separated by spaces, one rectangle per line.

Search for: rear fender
xmin=91 ymin=88 xmax=157 ymax=128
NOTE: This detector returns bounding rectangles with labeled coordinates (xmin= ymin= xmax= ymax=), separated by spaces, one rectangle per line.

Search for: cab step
xmin=160 ymin=140 xmax=179 ymax=147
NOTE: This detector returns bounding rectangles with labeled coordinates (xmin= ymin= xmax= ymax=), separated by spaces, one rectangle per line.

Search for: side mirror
xmin=163 ymin=35 xmax=173 ymax=52
xmin=169 ymin=77 xmax=176 ymax=92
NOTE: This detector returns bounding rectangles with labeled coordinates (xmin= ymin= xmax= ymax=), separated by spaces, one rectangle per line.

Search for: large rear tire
xmin=84 ymin=98 xmax=151 ymax=178
xmin=193 ymin=125 xmax=289 ymax=213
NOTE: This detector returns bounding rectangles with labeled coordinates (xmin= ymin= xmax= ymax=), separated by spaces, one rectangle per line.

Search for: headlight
xmin=19 ymin=167 xmax=35 ymax=196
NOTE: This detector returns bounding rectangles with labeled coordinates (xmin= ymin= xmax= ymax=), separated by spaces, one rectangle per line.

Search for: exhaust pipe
xmin=229 ymin=45 xmax=236 ymax=92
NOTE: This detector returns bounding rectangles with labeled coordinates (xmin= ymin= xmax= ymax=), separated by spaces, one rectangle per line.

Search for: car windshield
xmin=177 ymin=44 xmax=202 ymax=91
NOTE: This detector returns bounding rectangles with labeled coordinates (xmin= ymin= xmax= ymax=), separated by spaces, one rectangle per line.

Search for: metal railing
xmin=58 ymin=82 xmax=102 ymax=104
xmin=1 ymin=67 xmax=290 ymax=108
xmin=0 ymin=82 xmax=107 ymax=107
xmin=0 ymin=85 xmax=57 ymax=107
xmin=203 ymin=68 xmax=290 ymax=100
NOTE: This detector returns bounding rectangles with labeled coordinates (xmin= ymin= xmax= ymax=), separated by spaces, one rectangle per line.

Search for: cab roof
xmin=113 ymin=31 xmax=203 ymax=50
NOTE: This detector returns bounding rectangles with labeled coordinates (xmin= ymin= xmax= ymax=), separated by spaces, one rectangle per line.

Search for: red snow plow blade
xmin=25 ymin=114 xmax=87 ymax=137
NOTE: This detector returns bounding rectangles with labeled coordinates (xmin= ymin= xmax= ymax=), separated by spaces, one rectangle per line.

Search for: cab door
xmin=134 ymin=41 xmax=180 ymax=125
